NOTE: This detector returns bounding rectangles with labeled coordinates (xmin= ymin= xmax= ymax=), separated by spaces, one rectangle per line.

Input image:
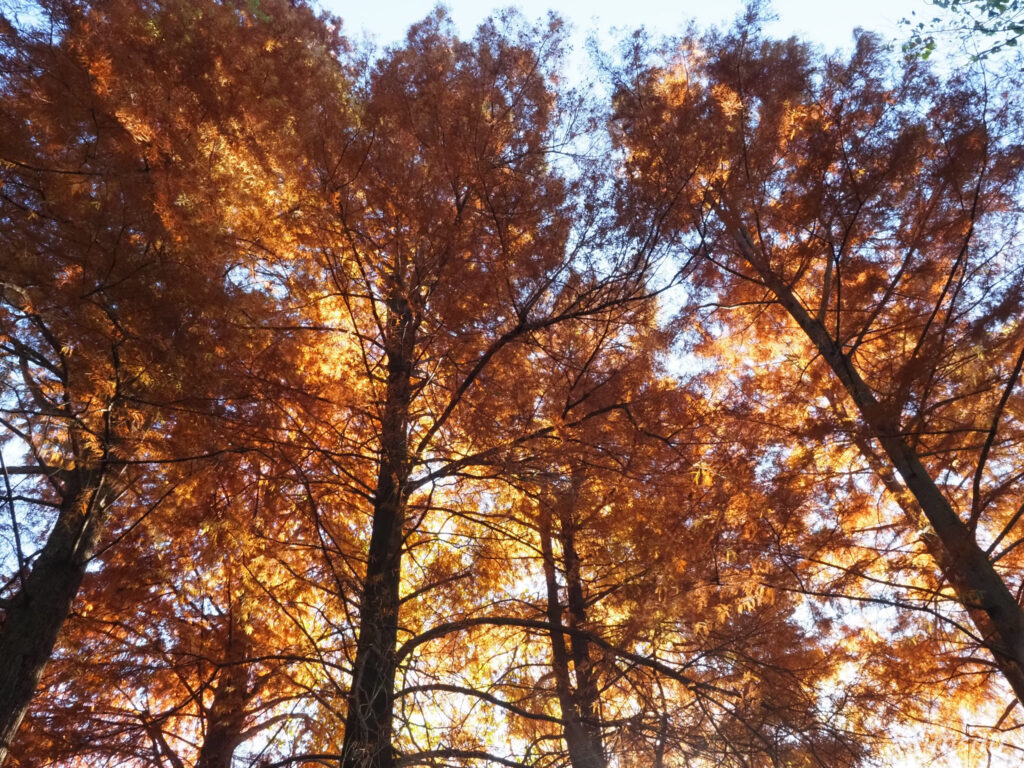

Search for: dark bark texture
xmin=0 ymin=475 xmax=104 ymax=766
xmin=340 ymin=293 xmax=415 ymax=768
xmin=736 ymin=229 xmax=1024 ymax=706
xmin=540 ymin=484 xmax=607 ymax=768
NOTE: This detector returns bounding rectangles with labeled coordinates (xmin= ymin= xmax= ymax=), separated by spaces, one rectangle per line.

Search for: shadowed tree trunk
xmin=833 ymin=394 xmax=1024 ymax=702
xmin=0 ymin=470 xmax=107 ymax=765
xmin=734 ymin=229 xmax=1024 ymax=706
xmin=195 ymin=600 xmax=256 ymax=768
xmin=539 ymin=478 xmax=607 ymax=768
xmin=340 ymin=292 xmax=415 ymax=768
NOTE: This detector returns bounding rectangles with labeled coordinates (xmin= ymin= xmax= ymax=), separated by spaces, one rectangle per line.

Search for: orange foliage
xmin=3 ymin=2 xmax=1024 ymax=768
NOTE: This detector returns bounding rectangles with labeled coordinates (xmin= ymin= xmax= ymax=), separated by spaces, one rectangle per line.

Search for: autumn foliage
xmin=2 ymin=0 xmax=1024 ymax=766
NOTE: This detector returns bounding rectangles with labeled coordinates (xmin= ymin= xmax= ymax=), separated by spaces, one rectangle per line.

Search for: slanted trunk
xmin=736 ymin=229 xmax=1024 ymax=705
xmin=341 ymin=292 xmax=415 ymax=768
xmin=0 ymin=474 xmax=104 ymax=765
xmin=841 ymin=414 xmax=1024 ymax=702
xmin=539 ymin=492 xmax=606 ymax=768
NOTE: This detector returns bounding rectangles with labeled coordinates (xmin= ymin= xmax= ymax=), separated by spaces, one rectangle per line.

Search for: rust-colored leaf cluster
xmin=2 ymin=2 xmax=1024 ymax=767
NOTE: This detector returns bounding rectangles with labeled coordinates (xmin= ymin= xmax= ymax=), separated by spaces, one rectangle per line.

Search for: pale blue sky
xmin=322 ymin=0 xmax=934 ymax=52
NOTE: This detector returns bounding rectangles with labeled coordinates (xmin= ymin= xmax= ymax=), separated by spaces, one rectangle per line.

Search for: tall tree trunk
xmin=341 ymin=292 xmax=415 ymax=768
xmin=734 ymin=229 xmax=1024 ymax=706
xmin=0 ymin=474 xmax=104 ymax=765
xmin=838 ymin=402 xmax=1024 ymax=701
xmin=195 ymin=601 xmax=254 ymax=768
xmin=539 ymin=489 xmax=606 ymax=768
xmin=555 ymin=482 xmax=605 ymax=768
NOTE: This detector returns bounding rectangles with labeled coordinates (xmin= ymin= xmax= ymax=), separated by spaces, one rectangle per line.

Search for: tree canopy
xmin=2 ymin=1 xmax=1024 ymax=767
xmin=904 ymin=0 xmax=1024 ymax=60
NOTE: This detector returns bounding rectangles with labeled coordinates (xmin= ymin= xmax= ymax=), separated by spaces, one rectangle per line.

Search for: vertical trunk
xmin=539 ymin=493 xmax=606 ymax=768
xmin=195 ymin=603 xmax=254 ymax=768
xmin=736 ymin=230 xmax=1024 ymax=705
xmin=555 ymin=485 xmax=605 ymax=768
xmin=652 ymin=713 xmax=669 ymax=768
xmin=341 ymin=293 xmax=414 ymax=768
xmin=0 ymin=475 xmax=104 ymax=766
xmin=195 ymin=667 xmax=249 ymax=768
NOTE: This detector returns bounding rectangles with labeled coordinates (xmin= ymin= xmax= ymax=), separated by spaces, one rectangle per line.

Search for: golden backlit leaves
xmin=3 ymin=2 xmax=1024 ymax=767
xmin=615 ymin=11 xmax=1024 ymax=763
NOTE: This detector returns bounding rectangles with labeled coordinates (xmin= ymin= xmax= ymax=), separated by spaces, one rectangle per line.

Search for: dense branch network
xmin=1 ymin=1 xmax=1024 ymax=768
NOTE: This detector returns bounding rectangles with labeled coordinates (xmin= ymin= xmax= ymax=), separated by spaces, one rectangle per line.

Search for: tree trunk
xmin=735 ymin=229 xmax=1024 ymax=705
xmin=842 ymin=415 xmax=1024 ymax=701
xmin=0 ymin=476 xmax=104 ymax=766
xmin=556 ymin=485 xmax=605 ymax=768
xmin=341 ymin=292 xmax=415 ymax=768
xmin=195 ymin=672 xmax=249 ymax=768
xmin=539 ymin=492 xmax=606 ymax=768
xmin=195 ymin=602 xmax=254 ymax=768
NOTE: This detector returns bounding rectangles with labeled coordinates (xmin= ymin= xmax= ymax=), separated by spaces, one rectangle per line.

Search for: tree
xmin=286 ymin=12 xmax=661 ymax=766
xmin=0 ymin=0 xmax=344 ymax=759
xmin=613 ymin=9 xmax=1024 ymax=723
xmin=9 ymin=2 xmax=1024 ymax=765
xmin=904 ymin=0 xmax=1024 ymax=60
xmin=13 ymin=456 xmax=334 ymax=768
xmin=375 ymin=302 xmax=870 ymax=768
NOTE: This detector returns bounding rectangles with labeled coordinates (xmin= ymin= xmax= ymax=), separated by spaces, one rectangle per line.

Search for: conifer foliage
xmin=2 ymin=1 xmax=1024 ymax=766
